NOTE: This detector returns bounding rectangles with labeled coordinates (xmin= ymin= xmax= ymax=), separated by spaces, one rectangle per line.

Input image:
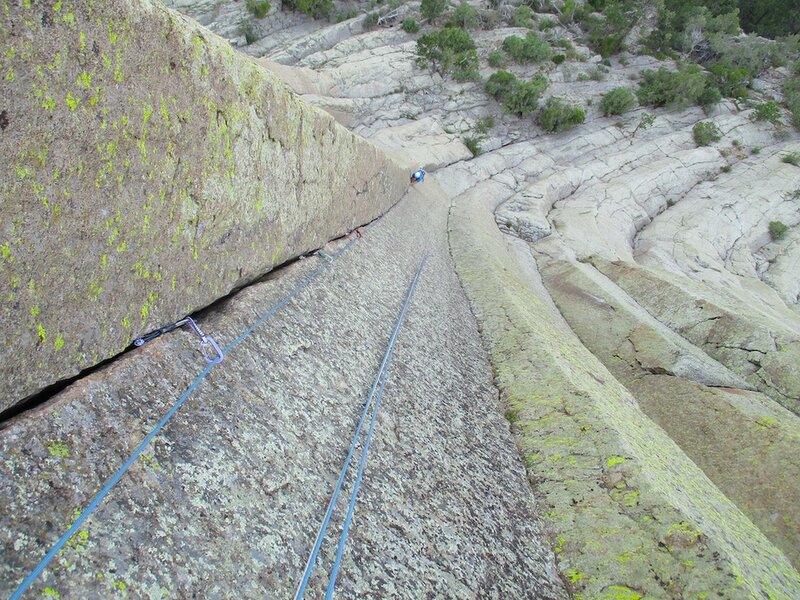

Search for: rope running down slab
xmin=9 ymin=237 xmax=356 ymax=600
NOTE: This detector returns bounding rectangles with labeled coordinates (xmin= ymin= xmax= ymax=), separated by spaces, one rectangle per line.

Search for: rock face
xmin=5 ymin=1 xmax=800 ymax=598
xmin=0 ymin=0 xmax=407 ymax=410
xmin=0 ymin=182 xmax=566 ymax=599
xmin=448 ymin=179 xmax=800 ymax=598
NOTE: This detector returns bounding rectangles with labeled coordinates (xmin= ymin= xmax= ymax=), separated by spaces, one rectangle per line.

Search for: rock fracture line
xmin=8 ymin=239 xmax=356 ymax=600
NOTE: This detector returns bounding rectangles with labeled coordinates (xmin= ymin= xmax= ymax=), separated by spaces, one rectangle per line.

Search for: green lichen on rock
xmin=448 ymin=181 xmax=800 ymax=598
xmin=0 ymin=0 xmax=407 ymax=410
xmin=536 ymin=258 xmax=800 ymax=566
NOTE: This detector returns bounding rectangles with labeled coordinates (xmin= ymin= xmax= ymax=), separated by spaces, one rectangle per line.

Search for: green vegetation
xmin=502 ymin=32 xmax=552 ymax=64
xmin=47 ymin=441 xmax=70 ymax=458
xmin=487 ymin=50 xmax=504 ymax=68
xmin=740 ymin=0 xmax=800 ymax=38
xmin=416 ymin=27 xmax=479 ymax=81
xmin=577 ymin=0 xmax=643 ymax=57
xmin=538 ymin=97 xmax=586 ymax=132
xmin=283 ymin=0 xmax=332 ymax=19
xmin=463 ymin=135 xmax=483 ymax=156
xmin=336 ymin=8 xmax=359 ymax=22
xmin=246 ymin=0 xmax=271 ymax=19
xmin=752 ymin=101 xmax=781 ymax=124
xmin=511 ymin=5 xmax=534 ymax=28
xmin=647 ymin=1 xmax=739 ymax=56
xmin=507 ymin=75 xmax=549 ymax=116
xmin=449 ymin=2 xmax=479 ymax=30
xmin=769 ymin=220 xmax=789 ymax=241
xmin=485 ymin=70 xmax=518 ymax=100
xmin=782 ymin=151 xmax=800 ymax=166
xmin=421 ymin=0 xmax=447 ymax=22
xmin=475 ymin=115 xmax=495 ymax=134
xmin=363 ymin=12 xmax=379 ymax=29
xmin=601 ymin=86 xmax=637 ymax=116
xmin=239 ymin=19 xmax=261 ymax=44
xmin=692 ymin=121 xmax=722 ymax=146
xmin=402 ymin=17 xmax=420 ymax=33
xmin=637 ymin=64 xmax=719 ymax=110
xmin=784 ymin=75 xmax=800 ymax=128
xmin=485 ymin=71 xmax=549 ymax=116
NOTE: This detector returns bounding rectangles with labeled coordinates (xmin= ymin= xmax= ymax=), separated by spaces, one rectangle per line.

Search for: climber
xmin=410 ymin=167 xmax=426 ymax=185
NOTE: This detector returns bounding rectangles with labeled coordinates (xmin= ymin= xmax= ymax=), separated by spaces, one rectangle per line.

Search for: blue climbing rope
xmin=294 ymin=253 xmax=430 ymax=600
xmin=9 ymin=238 xmax=356 ymax=600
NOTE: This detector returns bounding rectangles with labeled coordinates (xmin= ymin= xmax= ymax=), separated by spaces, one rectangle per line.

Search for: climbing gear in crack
xmin=134 ymin=316 xmax=224 ymax=364
xmin=8 ymin=238 xmax=357 ymax=600
xmin=294 ymin=253 xmax=431 ymax=600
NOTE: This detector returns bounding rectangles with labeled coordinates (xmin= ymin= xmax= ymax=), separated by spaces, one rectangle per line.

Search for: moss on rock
xmin=0 ymin=0 xmax=407 ymax=410
xmin=448 ymin=181 xmax=800 ymax=598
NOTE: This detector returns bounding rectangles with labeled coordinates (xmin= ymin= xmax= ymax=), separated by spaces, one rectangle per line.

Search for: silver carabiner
xmin=184 ymin=317 xmax=224 ymax=364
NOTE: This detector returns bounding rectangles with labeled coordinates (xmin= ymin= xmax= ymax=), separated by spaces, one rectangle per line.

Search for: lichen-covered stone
xmin=0 ymin=0 xmax=407 ymax=410
xmin=539 ymin=257 xmax=800 ymax=567
xmin=448 ymin=179 xmax=800 ymax=598
xmin=0 ymin=181 xmax=566 ymax=599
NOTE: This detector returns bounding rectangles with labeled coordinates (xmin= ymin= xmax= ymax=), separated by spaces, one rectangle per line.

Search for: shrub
xmin=511 ymin=5 xmax=533 ymax=28
xmin=586 ymin=65 xmax=607 ymax=81
xmin=284 ymin=0 xmax=332 ymax=19
xmin=475 ymin=115 xmax=495 ymax=134
xmin=697 ymin=85 xmax=722 ymax=112
xmin=753 ymin=101 xmax=782 ymax=124
xmin=782 ymin=152 xmax=800 ymax=166
xmin=421 ymin=0 xmax=447 ymax=22
xmin=336 ymin=8 xmax=358 ymax=22
xmin=769 ymin=221 xmax=789 ymax=241
xmin=239 ymin=19 xmax=260 ymax=44
xmin=502 ymin=32 xmax=552 ymax=64
xmin=552 ymin=54 xmax=566 ymax=64
xmin=751 ymin=146 xmax=762 ymax=155
xmin=579 ymin=0 xmax=640 ymax=57
xmin=485 ymin=70 xmax=517 ymax=100
xmin=741 ymin=1 xmax=800 ymax=38
xmin=487 ymin=50 xmax=504 ymax=68
xmin=561 ymin=0 xmax=576 ymax=23
xmin=402 ymin=17 xmax=420 ymax=33
xmin=555 ymin=38 xmax=574 ymax=51
xmin=416 ymin=27 xmax=479 ymax=79
xmin=692 ymin=121 xmax=721 ymax=146
xmin=539 ymin=18 xmax=558 ymax=30
xmin=463 ymin=135 xmax=483 ymax=156
xmin=450 ymin=2 xmax=479 ymax=29
xmin=600 ymin=87 xmax=636 ymax=116
xmin=246 ymin=0 xmax=271 ymax=19
xmin=637 ymin=65 xmax=715 ymax=109
xmin=706 ymin=61 xmax=750 ymax=98
xmin=453 ymin=54 xmax=480 ymax=81
xmin=504 ymin=75 xmax=549 ymax=116
xmin=784 ymin=76 xmax=800 ymax=128
xmin=363 ymin=12 xmax=379 ymax=29
xmin=538 ymin=96 xmax=586 ymax=132
xmin=480 ymin=8 xmax=502 ymax=29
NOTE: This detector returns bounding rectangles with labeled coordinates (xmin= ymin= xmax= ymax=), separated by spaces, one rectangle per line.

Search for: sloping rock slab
xmin=0 ymin=184 xmax=566 ymax=599
xmin=0 ymin=0 xmax=407 ymax=409
xmin=448 ymin=178 xmax=800 ymax=598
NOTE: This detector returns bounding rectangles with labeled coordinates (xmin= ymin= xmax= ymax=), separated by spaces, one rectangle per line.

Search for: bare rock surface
xmin=0 ymin=183 xmax=566 ymax=599
xmin=539 ymin=257 xmax=800 ymax=565
xmin=0 ymin=0 xmax=406 ymax=410
xmin=6 ymin=0 xmax=800 ymax=597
